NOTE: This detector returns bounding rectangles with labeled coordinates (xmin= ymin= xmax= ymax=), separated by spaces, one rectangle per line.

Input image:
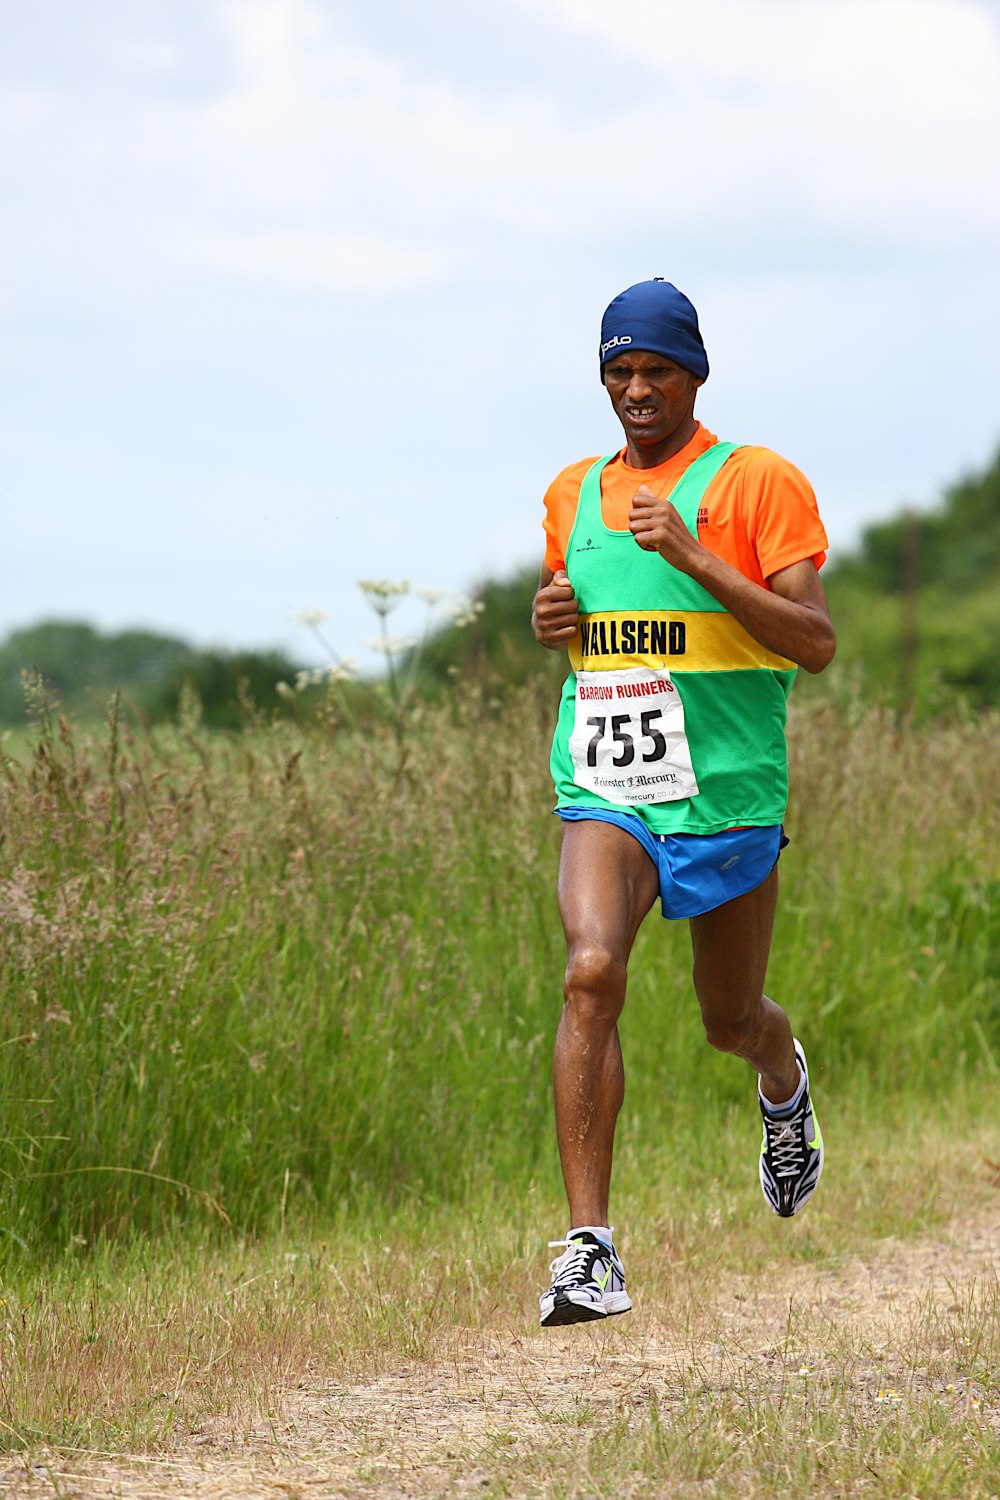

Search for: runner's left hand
xmin=629 ymin=486 xmax=701 ymax=570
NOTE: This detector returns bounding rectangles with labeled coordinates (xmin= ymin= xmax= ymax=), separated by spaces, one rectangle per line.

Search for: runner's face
xmin=602 ymin=350 xmax=702 ymax=467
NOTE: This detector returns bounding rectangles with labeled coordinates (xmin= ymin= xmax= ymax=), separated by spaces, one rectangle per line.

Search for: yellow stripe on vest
xmin=568 ymin=611 xmax=795 ymax=673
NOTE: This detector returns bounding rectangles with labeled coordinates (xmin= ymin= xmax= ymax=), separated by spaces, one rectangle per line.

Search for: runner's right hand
xmin=532 ymin=569 xmax=580 ymax=649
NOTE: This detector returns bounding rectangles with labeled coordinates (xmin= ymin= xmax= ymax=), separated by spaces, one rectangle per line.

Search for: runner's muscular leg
xmin=555 ymin=821 xmax=660 ymax=1228
xmin=688 ymin=866 xmax=800 ymax=1106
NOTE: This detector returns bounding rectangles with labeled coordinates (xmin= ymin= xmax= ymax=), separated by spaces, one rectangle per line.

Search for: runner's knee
xmin=700 ymin=1002 xmax=763 ymax=1058
xmin=563 ymin=945 xmax=626 ymax=1025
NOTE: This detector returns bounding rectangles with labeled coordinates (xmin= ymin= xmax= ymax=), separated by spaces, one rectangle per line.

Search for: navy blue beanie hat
xmin=599 ymin=279 xmax=709 ymax=383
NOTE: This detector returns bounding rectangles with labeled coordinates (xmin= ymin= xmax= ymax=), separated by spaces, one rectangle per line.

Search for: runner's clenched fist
xmin=532 ymin=568 xmax=579 ymax=649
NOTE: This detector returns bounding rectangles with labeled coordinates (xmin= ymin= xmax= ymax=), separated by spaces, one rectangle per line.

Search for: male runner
xmin=532 ymin=279 xmax=835 ymax=1327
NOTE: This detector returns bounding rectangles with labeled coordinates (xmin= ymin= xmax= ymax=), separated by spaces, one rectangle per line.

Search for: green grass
xmin=0 ymin=683 xmax=997 ymax=1261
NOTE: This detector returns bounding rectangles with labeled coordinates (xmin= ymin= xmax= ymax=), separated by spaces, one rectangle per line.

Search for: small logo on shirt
xmin=575 ymin=536 xmax=602 ymax=553
xmin=697 ymin=506 xmax=709 ymax=528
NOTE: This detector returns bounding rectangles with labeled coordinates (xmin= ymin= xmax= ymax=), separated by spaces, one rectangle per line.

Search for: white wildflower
xmin=449 ymin=597 xmax=486 ymax=628
xmin=413 ymin=586 xmax=446 ymax=605
xmin=292 ymin=608 xmax=330 ymax=627
xmin=276 ymin=682 xmax=295 ymax=701
xmin=367 ymin=636 xmax=416 ymax=656
xmin=359 ymin=579 xmax=409 ymax=616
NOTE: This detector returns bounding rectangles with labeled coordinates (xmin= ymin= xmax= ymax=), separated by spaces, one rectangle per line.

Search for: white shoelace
xmin=546 ymin=1233 xmax=614 ymax=1287
xmin=763 ymin=1107 xmax=808 ymax=1177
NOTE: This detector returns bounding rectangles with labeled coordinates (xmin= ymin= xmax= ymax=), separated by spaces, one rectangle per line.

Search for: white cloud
xmin=521 ymin=0 xmax=998 ymax=104
xmin=0 ymin=85 xmax=52 ymax=134
xmin=7 ymin=0 xmax=994 ymax=331
xmin=207 ymin=0 xmax=538 ymax=180
xmin=503 ymin=0 xmax=1000 ymax=250
xmin=195 ymin=229 xmax=451 ymax=292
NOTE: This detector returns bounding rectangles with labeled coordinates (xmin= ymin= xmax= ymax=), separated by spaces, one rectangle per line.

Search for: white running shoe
xmin=539 ymin=1231 xmax=632 ymax=1327
xmin=759 ymin=1038 xmax=824 ymax=1217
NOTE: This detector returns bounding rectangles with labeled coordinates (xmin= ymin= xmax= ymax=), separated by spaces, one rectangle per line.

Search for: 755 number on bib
xmin=584 ymin=710 xmax=667 ymax=767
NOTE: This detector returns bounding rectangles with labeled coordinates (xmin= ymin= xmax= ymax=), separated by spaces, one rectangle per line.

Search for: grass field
xmin=0 ymin=681 xmax=998 ymax=1494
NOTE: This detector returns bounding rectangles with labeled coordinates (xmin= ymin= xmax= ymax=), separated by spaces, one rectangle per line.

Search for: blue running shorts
xmin=555 ymin=807 xmax=787 ymax=919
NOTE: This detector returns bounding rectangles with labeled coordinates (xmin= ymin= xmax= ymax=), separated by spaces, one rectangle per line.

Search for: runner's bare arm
xmin=628 ymin=491 xmax=836 ymax=674
xmin=532 ymin=563 xmax=580 ymax=650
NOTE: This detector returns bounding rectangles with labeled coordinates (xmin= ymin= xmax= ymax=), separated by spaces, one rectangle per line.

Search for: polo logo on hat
xmin=600 ymin=334 xmax=632 ymax=358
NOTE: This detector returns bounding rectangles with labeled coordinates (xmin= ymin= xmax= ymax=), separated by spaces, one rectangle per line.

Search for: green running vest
xmin=550 ymin=442 xmax=797 ymax=835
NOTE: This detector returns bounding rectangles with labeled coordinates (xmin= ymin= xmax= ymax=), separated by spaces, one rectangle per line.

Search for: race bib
xmin=568 ymin=667 xmax=699 ymax=805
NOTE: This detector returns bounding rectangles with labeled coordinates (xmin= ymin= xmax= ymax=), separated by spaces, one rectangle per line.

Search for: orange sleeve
xmin=736 ymin=447 xmax=829 ymax=578
xmin=542 ymin=458 xmax=601 ymax=573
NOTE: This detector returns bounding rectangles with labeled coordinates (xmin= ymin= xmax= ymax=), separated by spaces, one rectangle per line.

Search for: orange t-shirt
xmin=542 ymin=423 xmax=828 ymax=587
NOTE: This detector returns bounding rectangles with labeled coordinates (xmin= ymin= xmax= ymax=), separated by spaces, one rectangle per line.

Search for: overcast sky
xmin=2 ymin=0 xmax=998 ymax=672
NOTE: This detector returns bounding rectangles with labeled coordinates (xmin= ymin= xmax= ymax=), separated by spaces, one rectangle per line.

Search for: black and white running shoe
xmin=759 ymin=1039 xmax=824 ymax=1218
xmin=539 ymin=1231 xmax=631 ymax=1327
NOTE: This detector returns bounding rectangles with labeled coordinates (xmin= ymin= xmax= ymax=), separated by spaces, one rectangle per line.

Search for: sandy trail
xmin=3 ymin=1213 xmax=998 ymax=1498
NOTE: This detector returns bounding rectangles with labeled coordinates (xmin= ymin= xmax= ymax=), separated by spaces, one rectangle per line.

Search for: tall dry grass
xmin=0 ymin=681 xmax=997 ymax=1261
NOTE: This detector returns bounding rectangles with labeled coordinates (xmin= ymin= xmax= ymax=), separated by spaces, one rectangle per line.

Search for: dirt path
xmin=3 ymin=1213 xmax=998 ymax=1499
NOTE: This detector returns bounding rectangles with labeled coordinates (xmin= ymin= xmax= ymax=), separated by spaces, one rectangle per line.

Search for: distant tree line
xmin=0 ymin=621 xmax=303 ymax=730
xmin=819 ymin=444 xmax=1000 ymax=709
